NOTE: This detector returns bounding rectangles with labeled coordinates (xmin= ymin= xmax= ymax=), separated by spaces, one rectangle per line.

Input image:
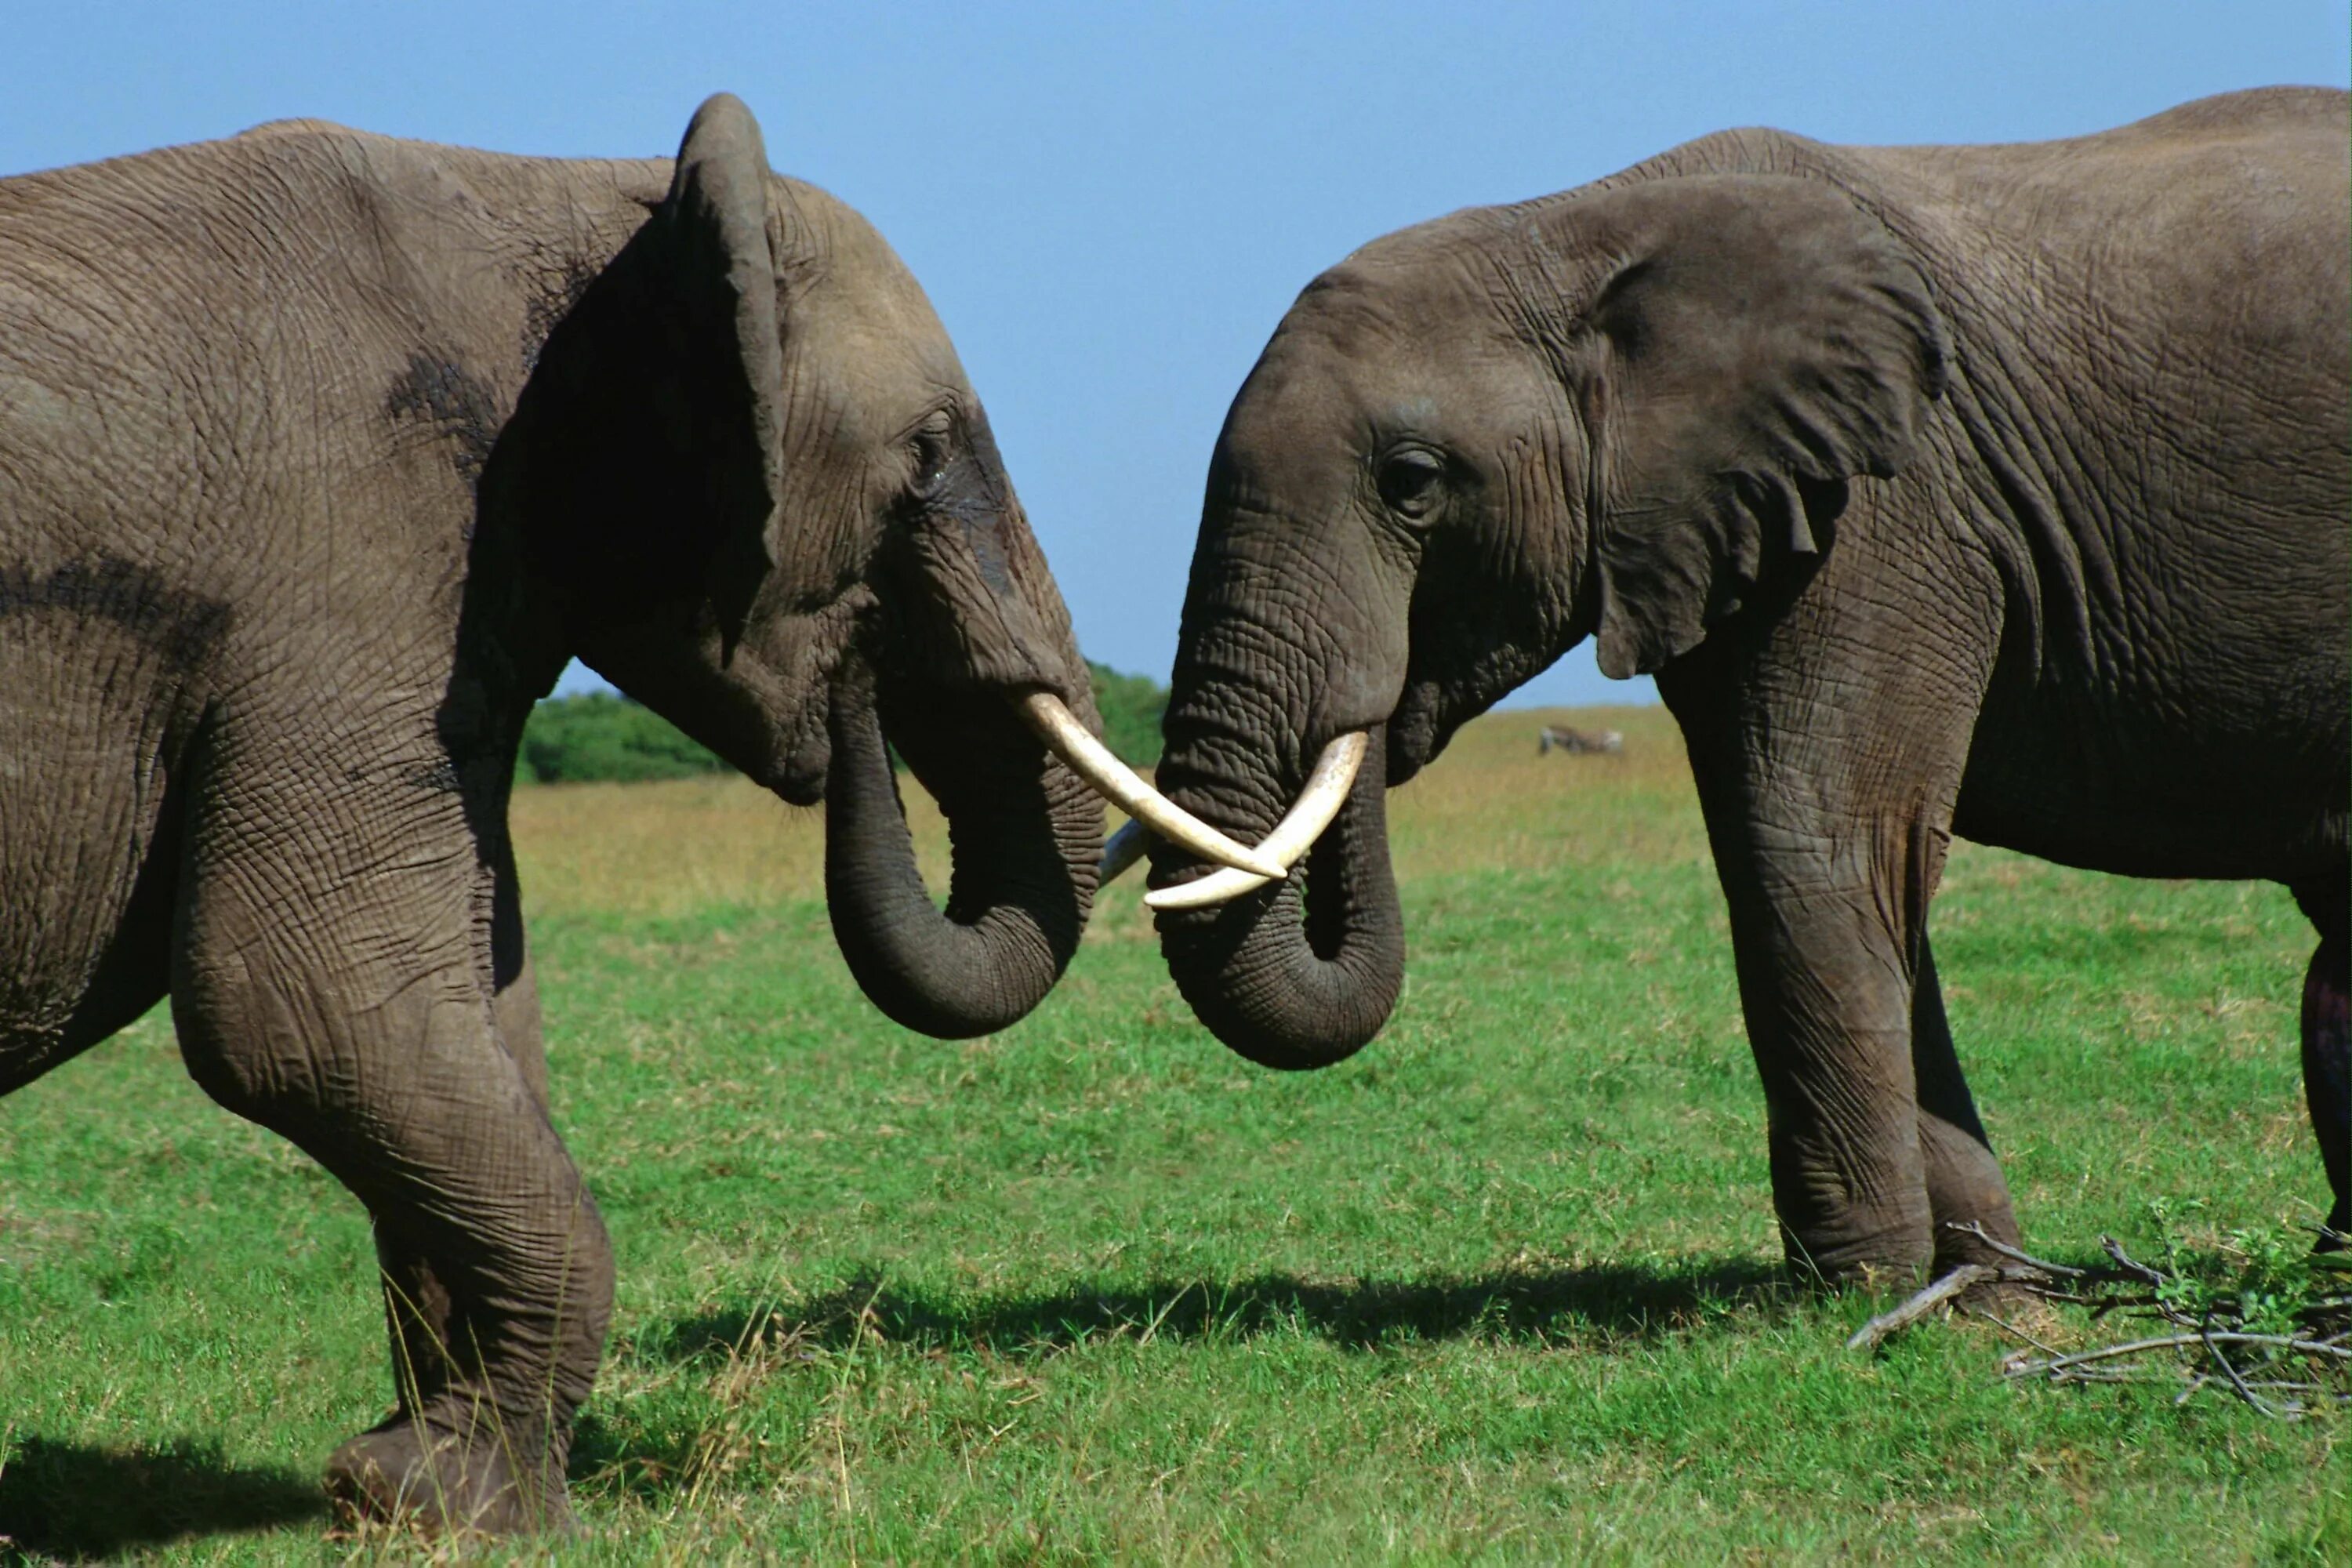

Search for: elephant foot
xmin=1780 ymin=1226 xmax=1934 ymax=1291
xmin=1922 ymin=1166 xmax=2023 ymax=1278
xmin=1772 ymin=1186 xmax=1935 ymax=1288
xmin=325 ymin=1410 xmax=574 ymax=1537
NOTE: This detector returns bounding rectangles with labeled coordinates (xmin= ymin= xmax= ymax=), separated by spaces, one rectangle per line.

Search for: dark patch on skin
xmin=0 ymin=557 xmax=230 ymax=669
xmin=385 ymin=353 xmax=503 ymax=498
xmin=336 ymin=759 xmax=466 ymax=794
xmin=927 ymin=415 xmax=1017 ymax=594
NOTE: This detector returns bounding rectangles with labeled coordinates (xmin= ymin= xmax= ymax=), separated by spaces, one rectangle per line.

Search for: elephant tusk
xmin=1013 ymin=692 xmax=1288 ymax=882
xmin=1098 ymin=818 xmax=1149 ymax=884
xmin=1143 ymin=731 xmax=1368 ymax=912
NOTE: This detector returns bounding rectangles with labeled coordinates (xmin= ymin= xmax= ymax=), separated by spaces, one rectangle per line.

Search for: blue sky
xmin=13 ymin=3 xmax=2346 ymax=706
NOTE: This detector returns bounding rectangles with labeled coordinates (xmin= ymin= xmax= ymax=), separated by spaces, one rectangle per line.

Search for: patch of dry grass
xmin=511 ymin=706 xmax=1696 ymax=925
xmin=511 ymin=775 xmax=938 ymax=920
xmin=1385 ymin=706 xmax=1699 ymax=880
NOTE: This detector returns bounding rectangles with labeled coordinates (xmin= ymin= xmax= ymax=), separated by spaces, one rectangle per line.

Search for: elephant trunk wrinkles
xmin=1154 ymin=722 xmax=1404 ymax=1069
xmin=825 ymin=664 xmax=1098 ymax=1039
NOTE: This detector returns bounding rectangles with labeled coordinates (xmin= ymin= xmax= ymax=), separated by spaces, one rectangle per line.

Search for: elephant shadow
xmin=632 ymin=1254 xmax=1791 ymax=1364
xmin=569 ymin=1257 xmax=1787 ymax=1502
xmin=0 ymin=1437 xmax=325 ymax=1561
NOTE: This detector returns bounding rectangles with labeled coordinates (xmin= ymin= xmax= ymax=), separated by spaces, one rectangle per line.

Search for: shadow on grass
xmin=0 ymin=1437 xmax=325 ymax=1561
xmin=633 ymin=1255 xmax=1790 ymax=1367
xmin=568 ymin=1258 xmax=1791 ymax=1504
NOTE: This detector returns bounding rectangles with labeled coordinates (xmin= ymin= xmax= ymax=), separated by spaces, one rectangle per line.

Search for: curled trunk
xmin=824 ymin=663 xmax=1099 ymax=1038
xmin=1154 ymin=725 xmax=1404 ymax=1069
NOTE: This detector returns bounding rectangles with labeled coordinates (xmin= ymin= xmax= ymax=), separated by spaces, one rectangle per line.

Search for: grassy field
xmin=0 ymin=706 xmax=2343 ymax=1562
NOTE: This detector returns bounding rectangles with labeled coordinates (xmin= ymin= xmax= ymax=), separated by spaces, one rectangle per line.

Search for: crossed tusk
xmin=1046 ymin=700 xmax=1371 ymax=909
xmin=1014 ymin=692 xmax=1288 ymax=882
xmin=1138 ymin=731 xmax=1370 ymax=912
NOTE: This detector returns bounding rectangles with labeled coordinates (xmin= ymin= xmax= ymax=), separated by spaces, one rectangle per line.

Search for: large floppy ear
xmin=494 ymin=95 xmax=786 ymax=629
xmin=1565 ymin=175 xmax=1947 ymax=678
xmin=657 ymin=93 xmax=786 ymax=641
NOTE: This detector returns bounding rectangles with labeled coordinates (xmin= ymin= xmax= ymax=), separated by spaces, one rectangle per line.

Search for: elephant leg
xmin=1910 ymin=933 xmax=2020 ymax=1269
xmin=1661 ymin=573 xmax=1998 ymax=1286
xmin=373 ymin=925 xmax=556 ymax=1435
xmin=1714 ymin=866 xmax=1936 ymax=1283
xmin=1671 ymin=734 xmax=1952 ymax=1281
xmin=2292 ymin=874 xmax=2350 ymax=1247
xmin=171 ymin=747 xmax=608 ymax=1535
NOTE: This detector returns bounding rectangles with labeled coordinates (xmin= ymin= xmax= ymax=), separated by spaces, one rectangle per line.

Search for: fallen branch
xmin=1846 ymin=1264 xmax=2005 ymax=1352
xmin=2099 ymin=1236 xmax=2170 ymax=1289
xmin=1840 ymin=1221 xmax=2352 ymax=1417
xmin=2201 ymin=1319 xmax=2281 ymax=1417
xmin=2002 ymin=1331 xmax=2352 ymax=1370
xmin=1941 ymin=1222 xmax=2087 ymax=1278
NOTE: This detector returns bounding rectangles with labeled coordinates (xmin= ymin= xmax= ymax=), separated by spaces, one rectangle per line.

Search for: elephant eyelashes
xmin=1375 ymin=448 xmax=1447 ymax=521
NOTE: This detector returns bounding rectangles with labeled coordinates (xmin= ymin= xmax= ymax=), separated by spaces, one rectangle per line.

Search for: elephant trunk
xmin=824 ymin=662 xmax=1099 ymax=1038
xmin=1153 ymin=721 xmax=1405 ymax=1069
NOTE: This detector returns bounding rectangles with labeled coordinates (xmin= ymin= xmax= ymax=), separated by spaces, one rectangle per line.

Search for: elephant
xmin=1129 ymin=88 xmax=2349 ymax=1287
xmin=0 ymin=94 xmax=1258 ymax=1534
xmin=1538 ymin=725 xmax=1623 ymax=756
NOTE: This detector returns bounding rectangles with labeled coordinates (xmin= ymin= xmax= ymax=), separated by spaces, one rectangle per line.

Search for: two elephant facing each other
xmin=6 ymin=86 xmax=2347 ymax=1541
xmin=0 ymin=96 xmax=1270 ymax=1533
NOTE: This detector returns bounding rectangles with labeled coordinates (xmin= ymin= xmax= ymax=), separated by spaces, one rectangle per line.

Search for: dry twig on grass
xmin=1845 ymin=1221 xmax=2351 ymax=1418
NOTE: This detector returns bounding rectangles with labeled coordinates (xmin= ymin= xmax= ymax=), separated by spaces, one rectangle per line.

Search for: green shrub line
xmin=517 ymin=691 xmax=732 ymax=785
xmin=517 ymin=661 xmax=1168 ymax=785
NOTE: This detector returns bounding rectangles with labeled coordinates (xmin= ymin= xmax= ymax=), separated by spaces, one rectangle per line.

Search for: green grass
xmin=0 ymin=709 xmax=2342 ymax=1562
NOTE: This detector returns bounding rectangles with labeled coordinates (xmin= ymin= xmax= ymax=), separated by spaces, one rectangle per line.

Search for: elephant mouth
xmin=764 ymin=729 xmax=833 ymax=808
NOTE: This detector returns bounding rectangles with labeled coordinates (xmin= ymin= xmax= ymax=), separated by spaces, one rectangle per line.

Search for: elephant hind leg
xmin=2292 ymin=873 xmax=2350 ymax=1248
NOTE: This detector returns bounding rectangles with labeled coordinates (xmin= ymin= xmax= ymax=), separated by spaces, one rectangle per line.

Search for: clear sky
xmin=13 ymin=3 xmax=2345 ymax=706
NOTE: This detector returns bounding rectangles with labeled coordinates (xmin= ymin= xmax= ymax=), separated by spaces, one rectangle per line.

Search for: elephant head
xmin=482 ymin=96 xmax=1127 ymax=1037
xmin=1145 ymin=173 xmax=1947 ymax=1066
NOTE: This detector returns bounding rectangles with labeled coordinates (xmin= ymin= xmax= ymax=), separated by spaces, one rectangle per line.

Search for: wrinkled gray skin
xmin=1153 ymin=89 xmax=2348 ymax=1285
xmin=0 ymin=96 xmax=1099 ymax=1534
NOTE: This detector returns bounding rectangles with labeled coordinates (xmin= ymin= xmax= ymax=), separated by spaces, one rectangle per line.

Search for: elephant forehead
xmin=1235 ymin=301 xmax=1544 ymax=460
xmin=783 ymin=269 xmax=965 ymax=435
xmin=774 ymin=184 xmax=968 ymax=420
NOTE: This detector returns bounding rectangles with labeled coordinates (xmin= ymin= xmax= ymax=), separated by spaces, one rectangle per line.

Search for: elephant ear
xmin=655 ymin=93 xmax=786 ymax=642
xmin=1570 ymin=175 xmax=1947 ymax=678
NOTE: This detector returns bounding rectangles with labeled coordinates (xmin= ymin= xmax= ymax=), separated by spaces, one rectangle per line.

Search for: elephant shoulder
xmin=233 ymin=117 xmax=361 ymax=142
xmin=1594 ymin=125 xmax=1867 ymax=192
xmin=2113 ymin=85 xmax=2350 ymax=143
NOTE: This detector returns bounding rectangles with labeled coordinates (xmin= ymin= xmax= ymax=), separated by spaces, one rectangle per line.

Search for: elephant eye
xmin=909 ymin=409 xmax=956 ymax=486
xmin=1376 ymin=448 xmax=1447 ymax=521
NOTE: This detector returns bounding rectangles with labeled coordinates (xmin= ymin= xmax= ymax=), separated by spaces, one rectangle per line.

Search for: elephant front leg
xmin=172 ymin=762 xmax=611 ymax=1537
xmin=1911 ymin=935 xmax=2020 ymax=1268
xmin=1723 ymin=880 xmax=1940 ymax=1282
xmin=369 ymin=949 xmax=565 ymax=1444
xmin=1671 ymin=679 xmax=1991 ymax=1283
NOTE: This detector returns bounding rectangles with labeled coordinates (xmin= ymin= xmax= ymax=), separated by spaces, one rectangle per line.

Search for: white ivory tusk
xmin=1143 ymin=731 xmax=1369 ymax=912
xmin=1098 ymin=818 xmax=1149 ymax=884
xmin=1013 ymin=692 xmax=1287 ymax=882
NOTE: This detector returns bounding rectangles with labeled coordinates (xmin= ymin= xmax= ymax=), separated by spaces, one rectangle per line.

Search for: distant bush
xmin=517 ymin=694 xmax=730 ymax=785
xmin=517 ymin=662 xmax=1168 ymax=785
xmin=1088 ymin=660 xmax=1167 ymax=768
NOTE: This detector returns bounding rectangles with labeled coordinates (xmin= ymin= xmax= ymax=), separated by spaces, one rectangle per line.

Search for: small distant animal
xmin=1537 ymin=725 xmax=1624 ymax=756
